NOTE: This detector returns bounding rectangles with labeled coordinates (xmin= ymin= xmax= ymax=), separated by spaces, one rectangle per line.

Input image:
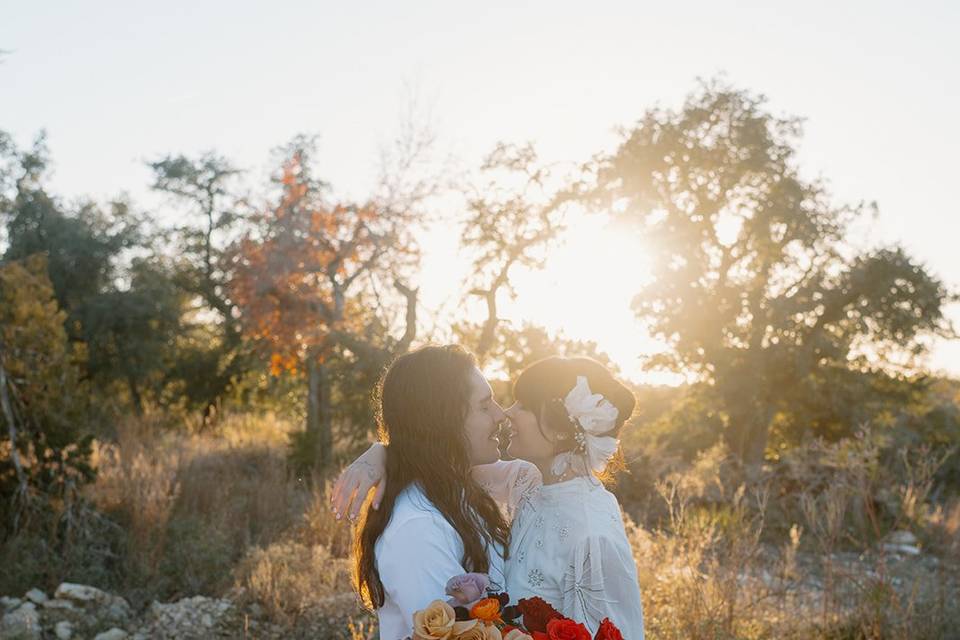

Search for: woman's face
xmin=462 ymin=367 xmax=507 ymax=465
xmin=504 ymin=401 xmax=556 ymax=463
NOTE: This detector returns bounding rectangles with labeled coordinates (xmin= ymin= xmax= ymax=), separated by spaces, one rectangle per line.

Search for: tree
xmin=595 ymin=80 xmax=956 ymax=465
xmin=0 ymin=131 xmax=184 ymax=414
xmin=1 ymin=133 xmax=140 ymax=319
xmin=74 ymin=258 xmax=185 ymax=414
xmin=148 ymin=152 xmax=250 ymax=419
xmin=0 ymin=255 xmax=94 ymax=534
xmin=460 ymin=143 xmax=580 ymax=362
xmin=231 ymin=136 xmax=420 ymax=470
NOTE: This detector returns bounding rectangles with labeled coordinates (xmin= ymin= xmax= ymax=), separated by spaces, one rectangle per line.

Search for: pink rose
xmin=445 ymin=573 xmax=490 ymax=607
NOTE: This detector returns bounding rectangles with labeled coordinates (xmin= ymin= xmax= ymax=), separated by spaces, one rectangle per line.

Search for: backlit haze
xmin=2 ymin=0 xmax=958 ymax=384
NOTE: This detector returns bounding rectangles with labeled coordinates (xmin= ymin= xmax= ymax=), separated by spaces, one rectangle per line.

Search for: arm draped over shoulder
xmin=471 ymin=459 xmax=542 ymax=520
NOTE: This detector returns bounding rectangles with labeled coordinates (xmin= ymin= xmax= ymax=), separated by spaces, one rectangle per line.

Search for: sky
xmin=2 ymin=0 xmax=959 ymax=384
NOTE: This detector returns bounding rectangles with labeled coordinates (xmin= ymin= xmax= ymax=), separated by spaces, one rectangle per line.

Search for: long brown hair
xmin=353 ymin=344 xmax=510 ymax=609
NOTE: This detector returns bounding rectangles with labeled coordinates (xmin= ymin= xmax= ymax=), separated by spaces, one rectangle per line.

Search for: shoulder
xmin=594 ymin=486 xmax=632 ymax=531
xmin=375 ymin=485 xmax=468 ymax=582
xmin=379 ymin=484 xmax=458 ymax=546
xmin=496 ymin=458 xmax=536 ymax=475
xmin=557 ymin=481 xmax=629 ymax=542
xmin=472 ymin=459 xmax=541 ymax=488
xmin=510 ymin=459 xmax=541 ymax=485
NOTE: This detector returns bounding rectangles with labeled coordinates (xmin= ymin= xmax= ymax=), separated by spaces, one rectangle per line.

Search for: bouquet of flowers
xmin=404 ymin=573 xmax=625 ymax=640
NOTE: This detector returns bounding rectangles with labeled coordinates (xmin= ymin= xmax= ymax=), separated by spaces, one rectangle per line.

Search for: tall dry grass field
xmin=2 ymin=413 xmax=957 ymax=639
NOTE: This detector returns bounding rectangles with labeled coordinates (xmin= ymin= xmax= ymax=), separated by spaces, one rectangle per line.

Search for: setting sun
xmin=476 ymin=213 xmax=682 ymax=385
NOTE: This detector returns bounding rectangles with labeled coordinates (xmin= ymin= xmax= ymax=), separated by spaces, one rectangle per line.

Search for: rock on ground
xmin=135 ymin=596 xmax=236 ymax=639
xmin=54 ymin=582 xmax=132 ymax=622
xmin=0 ymin=582 xmax=368 ymax=640
xmin=54 ymin=620 xmax=74 ymax=640
xmin=1 ymin=601 xmax=42 ymax=639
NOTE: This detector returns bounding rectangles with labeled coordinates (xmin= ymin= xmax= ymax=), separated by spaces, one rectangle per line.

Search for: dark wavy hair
xmin=513 ymin=356 xmax=636 ymax=479
xmin=353 ymin=344 xmax=511 ymax=610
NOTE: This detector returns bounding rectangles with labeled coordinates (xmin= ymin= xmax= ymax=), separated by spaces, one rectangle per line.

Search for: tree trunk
xmin=0 ymin=358 xmax=30 ymax=509
xmin=127 ymin=375 xmax=144 ymax=417
xmin=306 ymin=350 xmax=333 ymax=470
xmin=394 ymin=280 xmax=418 ymax=353
xmin=725 ymin=404 xmax=771 ymax=469
xmin=201 ymin=397 xmax=219 ymax=431
xmin=473 ymin=288 xmax=499 ymax=362
xmin=743 ymin=419 xmax=769 ymax=469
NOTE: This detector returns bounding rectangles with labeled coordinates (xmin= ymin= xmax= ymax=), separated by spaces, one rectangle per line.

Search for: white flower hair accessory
xmin=551 ymin=375 xmax=620 ymax=478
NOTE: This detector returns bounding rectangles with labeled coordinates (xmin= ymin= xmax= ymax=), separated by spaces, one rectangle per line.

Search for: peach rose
xmin=503 ymin=630 xmax=534 ymax=640
xmin=454 ymin=623 xmax=503 ymax=640
xmin=413 ymin=600 xmax=478 ymax=640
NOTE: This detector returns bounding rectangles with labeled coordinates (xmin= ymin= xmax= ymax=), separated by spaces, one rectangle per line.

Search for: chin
xmin=475 ymin=446 xmax=501 ymax=466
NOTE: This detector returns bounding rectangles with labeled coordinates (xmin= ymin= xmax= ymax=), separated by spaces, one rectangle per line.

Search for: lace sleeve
xmin=471 ymin=459 xmax=541 ymax=520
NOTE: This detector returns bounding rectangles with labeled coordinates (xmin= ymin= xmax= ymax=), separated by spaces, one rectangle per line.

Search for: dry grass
xmin=629 ymin=437 xmax=960 ymax=640
xmin=3 ymin=412 xmax=957 ymax=640
xmin=233 ymin=540 xmax=353 ymax=624
xmin=83 ymin=411 xmax=308 ymax=604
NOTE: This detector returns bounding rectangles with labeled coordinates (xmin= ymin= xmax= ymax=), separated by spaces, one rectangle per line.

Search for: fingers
xmin=330 ymin=472 xmax=345 ymax=512
xmin=372 ymin=479 xmax=386 ymax=510
xmin=330 ymin=470 xmax=358 ymax=521
xmin=343 ymin=487 xmax=361 ymax=521
xmin=349 ymin=476 xmax=376 ymax=522
xmin=330 ymin=469 xmax=385 ymax=522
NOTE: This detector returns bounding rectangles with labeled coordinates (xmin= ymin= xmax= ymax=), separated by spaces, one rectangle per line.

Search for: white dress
xmin=473 ymin=460 xmax=645 ymax=639
xmin=375 ymin=483 xmax=506 ymax=640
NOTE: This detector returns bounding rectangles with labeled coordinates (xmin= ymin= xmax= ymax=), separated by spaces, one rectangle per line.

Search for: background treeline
xmin=1 ymin=80 xmax=958 ymax=638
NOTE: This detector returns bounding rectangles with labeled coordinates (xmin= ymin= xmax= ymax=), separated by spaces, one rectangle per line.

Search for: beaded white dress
xmin=473 ymin=460 xmax=645 ymax=638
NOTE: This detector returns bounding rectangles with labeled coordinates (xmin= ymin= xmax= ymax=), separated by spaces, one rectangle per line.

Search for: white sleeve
xmin=560 ymin=535 xmax=645 ymax=639
xmin=377 ymin=513 xmax=466 ymax=626
xmin=471 ymin=459 xmax=542 ymax=518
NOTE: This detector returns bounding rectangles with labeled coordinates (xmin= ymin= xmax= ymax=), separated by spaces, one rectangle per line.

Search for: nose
xmin=504 ymin=402 xmax=519 ymax=419
xmin=491 ymin=401 xmax=507 ymax=423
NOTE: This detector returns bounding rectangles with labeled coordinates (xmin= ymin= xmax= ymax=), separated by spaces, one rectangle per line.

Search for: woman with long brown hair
xmin=347 ymin=344 xmax=511 ymax=640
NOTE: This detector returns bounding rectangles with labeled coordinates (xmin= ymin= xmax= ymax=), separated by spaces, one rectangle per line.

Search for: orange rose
xmin=470 ymin=597 xmax=503 ymax=624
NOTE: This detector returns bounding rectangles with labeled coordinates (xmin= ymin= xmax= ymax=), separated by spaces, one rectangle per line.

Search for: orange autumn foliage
xmin=230 ymin=142 xmax=414 ymax=374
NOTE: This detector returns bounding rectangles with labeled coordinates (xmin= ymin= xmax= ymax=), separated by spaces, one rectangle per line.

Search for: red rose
xmin=531 ymin=634 xmax=549 ymax=640
xmin=546 ymin=617 xmax=591 ymax=640
xmin=517 ymin=597 xmax=563 ymax=633
xmin=594 ymin=618 xmax=624 ymax=640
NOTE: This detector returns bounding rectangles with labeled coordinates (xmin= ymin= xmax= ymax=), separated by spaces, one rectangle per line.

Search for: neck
xmin=533 ymin=453 xmax=589 ymax=486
